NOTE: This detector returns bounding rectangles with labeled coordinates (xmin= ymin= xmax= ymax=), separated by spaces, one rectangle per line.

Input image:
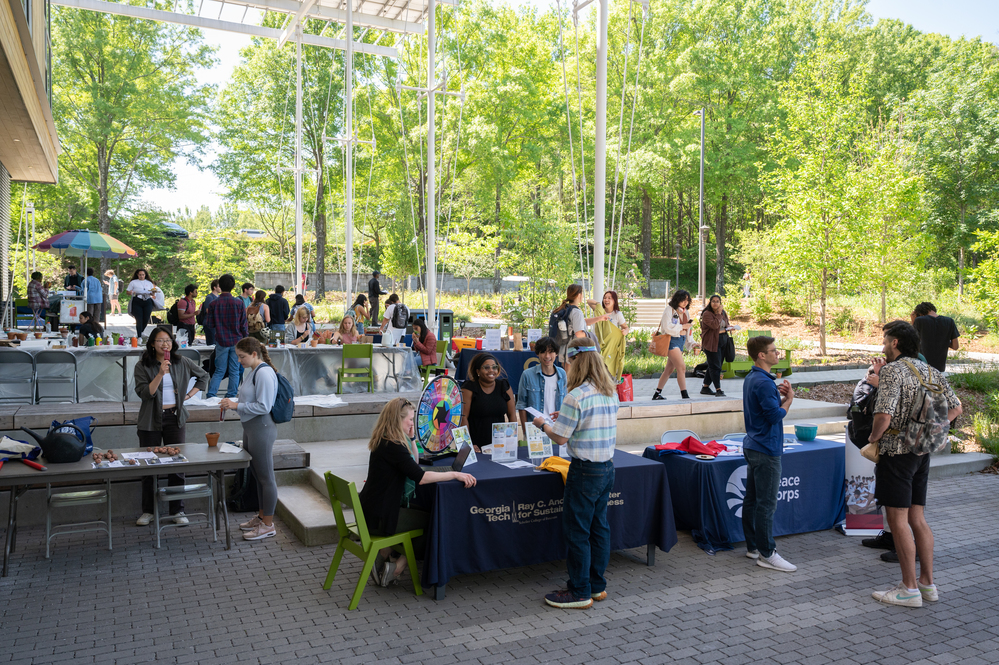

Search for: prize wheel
xmin=416 ymin=376 xmax=463 ymax=453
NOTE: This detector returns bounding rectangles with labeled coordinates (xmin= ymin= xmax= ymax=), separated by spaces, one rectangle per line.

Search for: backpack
xmin=166 ymin=300 xmax=180 ymax=326
xmin=247 ymin=304 xmax=264 ymax=333
xmin=898 ymin=359 xmax=952 ymax=455
xmin=253 ymin=363 xmax=295 ymax=423
xmin=847 ymin=383 xmax=877 ymax=450
xmin=391 ymin=302 xmax=410 ymax=329
xmin=548 ymin=305 xmax=576 ymax=344
xmin=196 ymin=300 xmax=208 ymax=326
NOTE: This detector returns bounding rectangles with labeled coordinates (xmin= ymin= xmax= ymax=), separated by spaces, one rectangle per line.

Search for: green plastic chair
xmin=419 ymin=340 xmax=449 ymax=388
xmin=322 ymin=472 xmax=423 ymax=610
xmin=337 ymin=343 xmax=374 ymax=393
xmin=724 ymin=329 xmax=793 ymax=378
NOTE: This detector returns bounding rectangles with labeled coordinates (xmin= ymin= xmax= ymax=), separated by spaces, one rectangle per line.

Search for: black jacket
xmin=358 ymin=440 xmax=425 ymax=535
xmin=368 ymin=277 xmax=386 ymax=300
xmin=847 ymin=378 xmax=877 ymax=449
xmin=266 ymin=294 xmax=290 ymax=325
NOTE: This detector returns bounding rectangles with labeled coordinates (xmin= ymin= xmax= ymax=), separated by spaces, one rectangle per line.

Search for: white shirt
xmin=127 ymin=279 xmax=155 ymax=298
xmin=382 ymin=304 xmax=407 ymax=344
xmin=568 ymin=306 xmax=587 ymax=336
xmin=606 ymin=310 xmax=625 ymax=329
xmin=542 ymin=371 xmax=558 ymax=416
xmin=161 ymin=372 xmax=176 ymax=408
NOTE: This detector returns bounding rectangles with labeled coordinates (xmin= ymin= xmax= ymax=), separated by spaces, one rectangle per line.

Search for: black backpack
xmin=548 ymin=305 xmax=576 ymax=343
xmin=847 ymin=383 xmax=877 ymax=449
xmin=392 ymin=303 xmax=410 ymax=329
xmin=166 ymin=300 xmax=180 ymax=326
xmin=196 ymin=300 xmax=208 ymax=326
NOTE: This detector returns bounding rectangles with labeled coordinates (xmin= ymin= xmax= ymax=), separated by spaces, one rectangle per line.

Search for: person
xmin=76 ymin=311 xmax=103 ymax=344
xmin=84 ymin=268 xmax=103 ymax=320
xmin=551 ymin=285 xmax=605 ymax=364
xmin=359 ymin=398 xmax=477 ymax=586
xmin=652 ymin=289 xmax=693 ymax=400
xmin=742 ymin=335 xmax=796 ymax=572
xmin=27 ymin=271 xmax=48 ymax=328
xmin=348 ymin=294 xmax=369 ymax=335
xmin=460 ymin=352 xmax=518 ymax=452
xmin=205 ymin=274 xmax=249 ymax=399
xmin=104 ymin=270 xmax=122 ymax=315
xmin=368 ymin=270 xmax=387 ymax=326
xmin=133 ymin=326 xmax=209 ymax=527
xmin=699 ymin=294 xmax=734 ymax=397
xmin=742 ymin=271 xmax=751 ymax=299
xmin=265 ymin=285 xmax=290 ymax=335
xmin=239 ymin=283 xmax=255 ymax=309
xmin=867 ymin=320 xmax=961 ymax=607
xmin=291 ymin=294 xmax=315 ymax=330
xmin=411 ymin=318 xmax=438 ymax=367
xmin=247 ymin=290 xmax=270 ymax=343
xmin=516 ymin=336 xmax=566 ymax=435
xmin=911 ymin=302 xmax=960 ymax=373
xmin=177 ymin=284 xmax=199 ymax=345
xmin=332 ymin=315 xmax=359 ymax=345
xmin=126 ymin=269 xmax=159 ymax=338
xmin=200 ymin=280 xmax=221 ymax=346
xmin=586 ymin=290 xmax=628 ymax=382
xmin=380 ymin=294 xmax=409 ymax=346
xmin=63 ymin=265 xmax=82 ymax=294
xmin=288 ymin=306 xmax=312 ymax=345
xmin=220 ymin=337 xmax=280 ymax=541
xmin=531 ymin=338 xmax=618 ymax=609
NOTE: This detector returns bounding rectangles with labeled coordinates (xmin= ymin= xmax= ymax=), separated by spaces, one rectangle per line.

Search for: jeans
xmin=563 ymin=458 xmax=615 ymax=598
xmin=703 ymin=348 xmax=723 ymax=391
xmin=207 ymin=345 xmax=241 ymax=398
xmin=139 ymin=410 xmax=186 ymax=514
xmin=132 ymin=298 xmax=154 ymax=337
xmin=742 ymin=448 xmax=782 ymax=558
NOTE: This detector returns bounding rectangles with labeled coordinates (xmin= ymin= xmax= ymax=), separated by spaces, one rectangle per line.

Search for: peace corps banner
xmin=844 ymin=424 xmax=883 ymax=535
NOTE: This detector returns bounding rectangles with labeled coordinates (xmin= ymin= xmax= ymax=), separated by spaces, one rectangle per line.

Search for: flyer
xmin=525 ymin=423 xmax=553 ymax=460
xmin=491 ymin=423 xmax=518 ymax=462
xmin=483 ymin=328 xmax=502 ymax=350
xmin=452 ymin=426 xmax=478 ymax=467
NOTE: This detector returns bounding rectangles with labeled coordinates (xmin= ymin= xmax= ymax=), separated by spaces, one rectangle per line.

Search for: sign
xmin=491 ymin=423 xmax=518 ymax=462
xmin=844 ymin=424 xmax=882 ymax=535
xmin=452 ymin=426 xmax=477 ymax=467
xmin=525 ymin=424 xmax=553 ymax=461
xmin=483 ymin=328 xmax=501 ymax=351
xmin=527 ymin=329 xmax=543 ymax=345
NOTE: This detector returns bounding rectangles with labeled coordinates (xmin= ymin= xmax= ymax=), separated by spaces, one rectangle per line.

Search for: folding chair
xmin=153 ymin=478 xmax=216 ymax=549
xmin=660 ymin=429 xmax=699 ymax=445
xmin=0 ymin=349 xmax=35 ymax=404
xmin=46 ymin=480 xmax=112 ymax=558
xmin=35 ymin=350 xmax=78 ymax=403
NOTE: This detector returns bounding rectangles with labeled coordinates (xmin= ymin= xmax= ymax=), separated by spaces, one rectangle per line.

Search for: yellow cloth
xmin=592 ymin=305 xmax=626 ymax=382
xmin=538 ymin=456 xmax=571 ymax=483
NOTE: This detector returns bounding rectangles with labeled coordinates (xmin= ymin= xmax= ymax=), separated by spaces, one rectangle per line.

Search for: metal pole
xmin=28 ymin=204 xmax=34 ymax=272
xmin=675 ymin=242 xmax=680 ymax=290
xmin=294 ymin=25 xmax=304 ymax=296
xmin=345 ymin=0 xmax=353 ymax=306
xmin=697 ymin=107 xmax=705 ymax=306
xmin=426 ymin=0 xmax=437 ymax=330
xmin=593 ymin=0 xmax=607 ymax=299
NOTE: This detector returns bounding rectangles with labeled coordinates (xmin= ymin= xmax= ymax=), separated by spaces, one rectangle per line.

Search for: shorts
xmin=875 ymin=450 xmax=930 ymax=508
xmin=668 ymin=336 xmax=685 ymax=351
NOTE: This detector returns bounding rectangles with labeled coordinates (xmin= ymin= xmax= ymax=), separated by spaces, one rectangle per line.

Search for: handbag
xmin=722 ymin=333 xmax=736 ymax=363
xmin=860 ymin=441 xmax=880 ymax=463
xmin=648 ymin=331 xmax=672 ymax=357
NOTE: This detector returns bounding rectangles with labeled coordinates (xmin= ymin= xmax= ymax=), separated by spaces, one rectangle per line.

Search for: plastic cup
xmin=206 ymin=432 xmax=220 ymax=447
xmin=130 ymin=337 xmax=138 ymax=347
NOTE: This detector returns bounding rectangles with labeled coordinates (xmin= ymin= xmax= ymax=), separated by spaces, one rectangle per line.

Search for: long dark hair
xmin=413 ymin=317 xmax=429 ymax=344
xmin=236 ymin=336 xmax=273 ymax=366
xmin=253 ymin=289 xmax=267 ymax=305
xmin=141 ymin=325 xmax=178 ymax=367
xmin=466 ymin=352 xmax=506 ymax=385
xmin=78 ymin=311 xmax=104 ymax=335
xmin=555 ymin=284 xmax=583 ymax=313
xmin=669 ymin=289 xmax=691 ymax=310
xmin=131 ymin=268 xmax=151 ymax=282
xmin=602 ymin=290 xmax=620 ymax=313
xmin=352 ymin=294 xmax=367 ymax=308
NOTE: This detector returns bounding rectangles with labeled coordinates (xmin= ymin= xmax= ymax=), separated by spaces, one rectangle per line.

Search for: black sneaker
xmin=544 ymin=589 xmax=593 ymax=609
xmin=714 ymin=390 xmax=726 ymax=397
xmin=700 ymin=386 xmax=716 ymax=395
xmin=652 ymin=391 xmax=665 ymax=401
xmin=881 ymin=550 xmax=919 ymax=563
xmin=862 ymin=531 xmax=894 ymax=550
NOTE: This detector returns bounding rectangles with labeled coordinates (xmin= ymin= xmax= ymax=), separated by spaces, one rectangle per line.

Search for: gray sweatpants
xmin=243 ymin=414 xmax=278 ymax=516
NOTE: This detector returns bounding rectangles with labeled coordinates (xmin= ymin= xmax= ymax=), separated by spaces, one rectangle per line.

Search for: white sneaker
xmin=746 ymin=550 xmax=759 ymax=560
xmin=918 ymin=583 xmax=939 ymax=602
xmin=757 ymin=552 xmax=797 ymax=572
xmin=173 ymin=513 xmax=190 ymax=525
xmin=872 ymin=583 xmax=922 ymax=607
xmin=135 ymin=513 xmax=154 ymax=526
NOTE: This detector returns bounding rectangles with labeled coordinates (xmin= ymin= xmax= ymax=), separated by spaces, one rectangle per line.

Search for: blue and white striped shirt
xmin=550 ymin=382 xmax=618 ymax=462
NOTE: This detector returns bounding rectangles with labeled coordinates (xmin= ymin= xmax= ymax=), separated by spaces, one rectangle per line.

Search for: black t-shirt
xmin=64 ymin=274 xmax=82 ymax=289
xmin=368 ymin=277 xmax=382 ymax=300
xmin=913 ymin=315 xmax=959 ymax=372
xmin=358 ymin=440 xmax=425 ymax=535
xmin=464 ymin=378 xmax=511 ymax=450
xmin=78 ymin=322 xmax=100 ymax=339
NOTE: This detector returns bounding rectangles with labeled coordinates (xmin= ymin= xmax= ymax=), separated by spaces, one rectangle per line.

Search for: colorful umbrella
xmin=33 ymin=229 xmax=138 ymax=259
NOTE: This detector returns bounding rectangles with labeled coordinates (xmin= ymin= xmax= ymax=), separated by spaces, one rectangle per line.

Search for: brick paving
xmin=1 ymin=470 xmax=998 ymax=664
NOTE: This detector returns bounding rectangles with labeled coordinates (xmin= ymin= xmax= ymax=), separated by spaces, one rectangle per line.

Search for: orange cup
xmin=206 ymin=432 xmax=220 ymax=447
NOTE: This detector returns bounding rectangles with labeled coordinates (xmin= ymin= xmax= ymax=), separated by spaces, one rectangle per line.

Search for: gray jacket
xmin=134 ymin=355 xmax=209 ymax=431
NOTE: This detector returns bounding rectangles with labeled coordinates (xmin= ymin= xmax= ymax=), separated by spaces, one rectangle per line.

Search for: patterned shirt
xmin=550 ymin=381 xmax=618 ymax=462
xmin=205 ymin=293 xmax=248 ymax=348
xmin=873 ymin=357 xmax=960 ymax=456
xmin=27 ymin=280 xmax=48 ymax=310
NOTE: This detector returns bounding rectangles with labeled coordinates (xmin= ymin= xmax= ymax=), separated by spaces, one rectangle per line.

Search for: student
xmin=516 ymin=336 xmax=567 ymax=435
xmin=550 ymin=285 xmax=606 ymax=363
xmin=104 ymin=270 xmax=122 ymax=315
xmin=126 ymin=269 xmax=159 ymax=338
xmin=586 ymin=290 xmax=627 ymax=382
xmin=265 ymin=285 xmax=291 ymax=334
xmin=239 ymin=283 xmax=255 ymax=309
xmin=199 ymin=280 xmax=221 ymax=346
xmin=177 ymin=284 xmax=199 ymax=345
xmin=76 ymin=311 xmax=103 ymax=344
xmin=460 ymin=353 xmax=517 ymax=452
xmin=348 ymin=294 xmax=369 ymax=335
xmin=332 ymin=315 xmax=359 ymax=345
xmin=531 ymin=338 xmax=619 ymax=609
xmin=204 ymin=274 xmax=248 ymax=399
xmin=652 ymin=289 xmax=693 ymax=400
xmin=288 ymin=307 xmax=312 ymax=345
xmin=379 ymin=294 xmax=409 ymax=346
xmin=27 ymin=271 xmax=48 ymax=327
xmin=84 ymin=268 xmax=103 ymax=320
xmin=699 ymin=294 xmax=734 ymax=396
xmin=411 ymin=318 xmax=438 ymax=367
xmin=247 ymin=290 xmax=271 ymax=343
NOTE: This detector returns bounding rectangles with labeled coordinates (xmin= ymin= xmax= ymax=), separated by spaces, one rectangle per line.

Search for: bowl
xmin=794 ymin=424 xmax=818 ymax=441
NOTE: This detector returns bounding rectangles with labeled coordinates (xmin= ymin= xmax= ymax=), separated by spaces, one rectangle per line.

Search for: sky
xmin=140 ymin=0 xmax=999 ymax=218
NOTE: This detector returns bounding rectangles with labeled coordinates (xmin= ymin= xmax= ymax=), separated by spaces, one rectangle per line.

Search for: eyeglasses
xmin=155 ymin=339 xmax=172 ymax=345
xmin=481 ymin=364 xmax=500 ymax=371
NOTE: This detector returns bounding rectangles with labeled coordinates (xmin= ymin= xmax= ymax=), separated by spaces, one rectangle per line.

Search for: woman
xmin=220 ymin=337 xmax=279 ymax=541
xmin=349 ymin=294 xmax=369 ymax=335
xmin=247 ymin=290 xmax=271 ymax=343
xmin=460 ymin=353 xmax=517 ymax=452
xmin=76 ymin=311 xmax=103 ymax=344
xmin=586 ymin=290 xmax=629 ymax=382
xmin=551 ymin=285 xmax=607 ymax=362
xmin=411 ymin=318 xmax=438 ymax=367
xmin=700 ymin=294 xmax=733 ymax=397
xmin=126 ymin=269 xmax=159 ymax=338
xmin=177 ymin=284 xmax=198 ymax=345
xmin=104 ymin=270 xmax=121 ymax=315
xmin=133 ymin=326 xmax=209 ymax=527
xmin=332 ymin=315 xmax=359 ymax=345
xmin=288 ymin=307 xmax=312 ymax=345
xmin=531 ymin=337 xmax=618 ymax=609
xmin=291 ymin=294 xmax=315 ymax=327
xmin=652 ymin=289 xmax=693 ymax=401
xmin=359 ymin=398 xmax=476 ymax=586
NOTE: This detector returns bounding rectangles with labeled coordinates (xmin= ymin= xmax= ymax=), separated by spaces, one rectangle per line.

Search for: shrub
xmin=724 ymin=287 xmax=742 ymax=317
xmin=973 ymin=413 xmax=999 ymax=460
xmin=750 ymin=293 xmax=774 ymax=321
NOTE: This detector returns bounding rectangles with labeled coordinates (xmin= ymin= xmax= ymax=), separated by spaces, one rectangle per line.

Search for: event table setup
xmin=643 ymin=434 xmax=845 ymax=553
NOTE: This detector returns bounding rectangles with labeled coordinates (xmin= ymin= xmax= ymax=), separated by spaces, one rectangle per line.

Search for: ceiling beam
xmin=276 ymin=0 xmax=318 ymax=47
xmin=235 ymin=0 xmax=423 ymax=34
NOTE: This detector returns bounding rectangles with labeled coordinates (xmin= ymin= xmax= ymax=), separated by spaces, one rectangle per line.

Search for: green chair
xmin=419 ymin=340 xmax=449 ymax=388
xmin=723 ymin=329 xmax=793 ymax=378
xmin=337 ymin=343 xmax=374 ymax=393
xmin=322 ymin=472 xmax=423 ymax=610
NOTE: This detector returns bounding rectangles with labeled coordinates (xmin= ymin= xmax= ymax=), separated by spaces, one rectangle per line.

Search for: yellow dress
xmin=592 ymin=305 xmax=626 ymax=382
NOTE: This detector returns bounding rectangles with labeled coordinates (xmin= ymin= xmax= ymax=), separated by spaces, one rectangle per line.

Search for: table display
xmin=454 ymin=348 xmax=551 ymax=394
xmin=418 ymin=448 xmax=677 ymax=598
xmin=416 ymin=376 xmax=463 ymax=452
xmin=643 ymin=436 xmax=845 ymax=552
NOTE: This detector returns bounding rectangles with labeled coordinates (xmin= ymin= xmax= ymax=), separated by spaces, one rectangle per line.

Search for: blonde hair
xmin=294 ymin=307 xmax=310 ymax=325
xmin=565 ymin=338 xmax=616 ymax=397
xmin=338 ymin=315 xmax=356 ymax=336
xmin=368 ymin=398 xmax=416 ymax=452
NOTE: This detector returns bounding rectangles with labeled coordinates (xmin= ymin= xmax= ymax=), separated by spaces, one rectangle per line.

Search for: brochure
xmin=483 ymin=328 xmax=501 ymax=351
xmin=525 ymin=424 xmax=553 ymax=460
xmin=491 ymin=423 xmax=518 ymax=463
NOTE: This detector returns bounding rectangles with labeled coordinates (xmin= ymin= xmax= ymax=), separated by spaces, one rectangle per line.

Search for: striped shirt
xmin=550 ymin=382 xmax=618 ymax=462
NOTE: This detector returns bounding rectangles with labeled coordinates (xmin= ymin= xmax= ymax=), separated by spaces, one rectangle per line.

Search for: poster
xmin=491 ymin=423 xmax=518 ymax=462
xmin=844 ymin=424 xmax=883 ymax=535
xmin=483 ymin=328 xmax=501 ymax=351
xmin=525 ymin=424 xmax=553 ymax=461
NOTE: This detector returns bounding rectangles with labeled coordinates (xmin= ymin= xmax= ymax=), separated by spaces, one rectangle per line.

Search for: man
xmin=379 ymin=293 xmax=408 ymax=345
xmin=742 ymin=335 xmax=796 ymax=572
xmin=63 ymin=265 xmax=82 ymax=294
xmin=177 ymin=284 xmax=199 ymax=345
xmin=266 ymin=285 xmax=290 ymax=334
xmin=239 ymin=282 xmax=255 ymax=308
xmin=27 ymin=272 xmax=48 ymax=328
xmin=205 ymin=274 xmax=248 ymax=399
xmin=868 ymin=320 xmax=961 ymax=608
xmin=368 ymin=270 xmax=387 ymax=326
xmin=516 ymin=336 xmax=567 ymax=435
xmin=200 ymin=279 xmax=221 ymax=346
xmin=84 ymin=268 xmax=103 ymax=321
xmin=910 ymin=302 xmax=959 ymax=373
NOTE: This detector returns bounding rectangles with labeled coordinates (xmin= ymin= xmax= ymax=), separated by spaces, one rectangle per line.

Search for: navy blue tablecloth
xmin=418 ymin=448 xmax=677 ymax=588
xmin=454 ymin=348 xmax=548 ymax=393
xmin=643 ymin=437 xmax=845 ymax=552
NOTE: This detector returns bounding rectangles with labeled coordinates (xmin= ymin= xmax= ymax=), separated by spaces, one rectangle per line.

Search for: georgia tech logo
xmin=726 ymin=464 xmax=748 ymax=518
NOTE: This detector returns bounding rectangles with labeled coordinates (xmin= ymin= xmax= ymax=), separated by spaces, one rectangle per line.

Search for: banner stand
xmin=843 ymin=424 xmax=883 ymax=536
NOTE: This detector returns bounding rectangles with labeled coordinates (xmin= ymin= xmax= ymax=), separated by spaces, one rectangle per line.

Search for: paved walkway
xmin=2 ymin=467 xmax=997 ymax=664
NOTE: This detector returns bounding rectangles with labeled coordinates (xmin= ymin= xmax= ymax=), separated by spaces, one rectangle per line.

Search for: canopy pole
xmin=294 ymin=25 xmax=304 ymax=295
xmin=426 ymin=0 xmax=437 ymax=330
xmin=345 ymin=0 xmax=354 ymax=306
xmin=592 ymin=0 xmax=607 ymax=300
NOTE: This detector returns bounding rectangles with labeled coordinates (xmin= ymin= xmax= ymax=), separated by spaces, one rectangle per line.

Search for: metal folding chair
xmin=0 ymin=349 xmax=36 ymax=404
xmin=660 ymin=429 xmax=699 ymax=445
xmin=46 ymin=481 xmax=112 ymax=558
xmin=35 ymin=350 xmax=78 ymax=403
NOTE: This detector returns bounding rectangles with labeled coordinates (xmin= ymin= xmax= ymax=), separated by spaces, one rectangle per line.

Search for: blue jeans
xmin=563 ymin=458 xmax=615 ymax=598
xmin=742 ymin=448 xmax=782 ymax=557
xmin=207 ymin=345 xmax=242 ymax=398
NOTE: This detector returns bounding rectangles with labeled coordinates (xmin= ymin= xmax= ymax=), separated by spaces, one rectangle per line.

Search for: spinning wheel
xmin=416 ymin=376 xmax=463 ymax=453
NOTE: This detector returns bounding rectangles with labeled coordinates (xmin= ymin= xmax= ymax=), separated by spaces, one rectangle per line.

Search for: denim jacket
xmin=516 ymin=364 xmax=567 ymax=415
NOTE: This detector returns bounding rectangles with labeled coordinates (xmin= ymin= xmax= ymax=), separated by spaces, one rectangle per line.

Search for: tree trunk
xmin=715 ymin=193 xmax=727 ymax=295
xmin=820 ymin=267 xmax=827 ymax=356
xmin=880 ymin=283 xmax=886 ymax=324
xmin=493 ymin=181 xmax=502 ymax=294
xmin=314 ymin=159 xmax=327 ymax=300
xmin=640 ymin=188 xmax=652 ymax=297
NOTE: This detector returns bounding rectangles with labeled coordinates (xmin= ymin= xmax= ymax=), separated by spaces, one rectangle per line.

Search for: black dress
xmin=358 ymin=439 xmax=425 ymax=535
xmin=464 ymin=378 xmax=511 ymax=450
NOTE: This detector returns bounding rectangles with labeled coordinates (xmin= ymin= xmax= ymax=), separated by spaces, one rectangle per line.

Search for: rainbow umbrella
xmin=33 ymin=230 xmax=138 ymax=301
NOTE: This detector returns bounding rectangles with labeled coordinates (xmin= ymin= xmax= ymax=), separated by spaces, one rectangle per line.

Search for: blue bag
xmin=253 ymin=363 xmax=295 ymax=424
xmin=51 ymin=416 xmax=97 ymax=454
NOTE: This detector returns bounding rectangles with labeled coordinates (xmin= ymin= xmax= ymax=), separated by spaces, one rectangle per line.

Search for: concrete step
xmin=275 ymin=484 xmax=344 ymax=547
xmin=786 ymin=398 xmax=848 ymax=420
xmin=784 ymin=416 xmax=849 ymax=436
xmin=928 ymin=452 xmax=995 ymax=479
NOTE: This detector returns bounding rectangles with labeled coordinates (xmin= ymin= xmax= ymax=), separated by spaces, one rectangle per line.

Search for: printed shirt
xmin=873 ymin=357 xmax=960 ymax=456
xmin=27 ymin=280 xmax=48 ymax=310
xmin=550 ymin=381 xmax=618 ymax=462
xmin=205 ymin=293 xmax=248 ymax=347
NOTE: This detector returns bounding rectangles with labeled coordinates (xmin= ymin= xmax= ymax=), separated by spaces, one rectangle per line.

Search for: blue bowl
xmin=794 ymin=424 xmax=818 ymax=441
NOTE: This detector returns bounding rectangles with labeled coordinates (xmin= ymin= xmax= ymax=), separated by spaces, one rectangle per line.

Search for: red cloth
xmin=654 ymin=436 xmax=728 ymax=456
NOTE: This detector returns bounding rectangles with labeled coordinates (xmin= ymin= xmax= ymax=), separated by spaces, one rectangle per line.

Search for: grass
xmin=946 ymin=368 xmax=999 ymax=393
xmin=946 ymin=368 xmax=999 ymax=461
